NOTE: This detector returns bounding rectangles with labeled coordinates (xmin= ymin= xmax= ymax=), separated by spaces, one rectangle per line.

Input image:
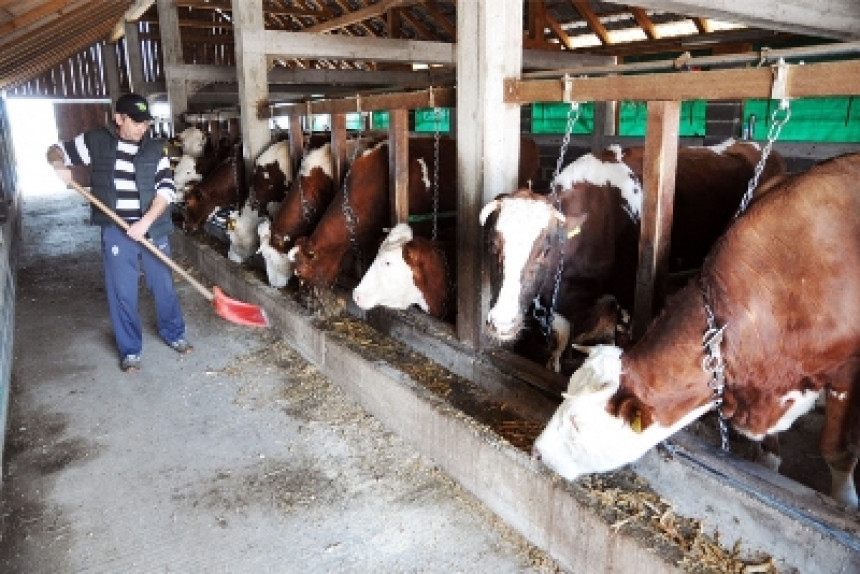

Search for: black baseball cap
xmin=115 ymin=93 xmax=154 ymax=122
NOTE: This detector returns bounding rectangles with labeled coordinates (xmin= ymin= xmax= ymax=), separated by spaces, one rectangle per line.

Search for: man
xmin=47 ymin=93 xmax=192 ymax=372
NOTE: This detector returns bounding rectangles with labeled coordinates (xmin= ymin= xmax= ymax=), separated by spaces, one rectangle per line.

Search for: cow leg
xmin=820 ymin=363 xmax=860 ymax=508
xmin=545 ymin=314 xmax=570 ymax=374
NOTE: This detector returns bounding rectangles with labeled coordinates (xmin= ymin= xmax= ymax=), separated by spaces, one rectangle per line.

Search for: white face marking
xmin=174 ymin=155 xmax=202 ymax=190
xmin=534 ymin=346 xmax=712 ymax=480
xmin=256 ymin=219 xmax=293 ymax=287
xmin=551 ymin=147 xmax=642 ymax=221
xmin=768 ymin=389 xmax=821 ymax=435
xmin=353 ymin=224 xmax=428 ymax=312
xmin=227 ymin=201 xmax=264 ymax=263
xmin=485 ymin=198 xmax=556 ymax=338
xmin=179 ymin=127 xmax=206 ymax=158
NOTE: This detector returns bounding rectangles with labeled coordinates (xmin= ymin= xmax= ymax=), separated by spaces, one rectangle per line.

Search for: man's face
xmin=115 ymin=113 xmax=151 ymax=142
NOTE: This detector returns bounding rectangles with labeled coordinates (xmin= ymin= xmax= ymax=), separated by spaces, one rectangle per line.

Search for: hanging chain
xmin=699 ymin=279 xmax=731 ymax=452
xmin=536 ymin=91 xmax=580 ymax=341
xmin=342 ymin=95 xmax=364 ymax=255
xmin=299 ymin=101 xmax=316 ymax=224
xmin=431 ymin=96 xmax=442 ymax=241
xmin=735 ymin=99 xmax=791 ymax=218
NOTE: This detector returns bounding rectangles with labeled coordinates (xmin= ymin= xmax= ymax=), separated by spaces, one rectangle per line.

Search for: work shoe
xmin=168 ymin=338 xmax=193 ymax=354
xmin=121 ymin=354 xmax=141 ymax=372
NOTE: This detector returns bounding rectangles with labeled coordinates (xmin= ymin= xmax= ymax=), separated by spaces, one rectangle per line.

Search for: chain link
xmin=550 ymin=102 xmax=581 ymax=201
xmin=699 ymin=279 xmax=731 ymax=452
xmin=735 ymin=100 xmax=791 ymax=218
xmin=431 ymin=105 xmax=442 ymax=241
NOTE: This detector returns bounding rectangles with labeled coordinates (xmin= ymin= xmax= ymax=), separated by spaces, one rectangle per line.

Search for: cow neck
xmin=619 ymin=281 xmax=716 ymax=429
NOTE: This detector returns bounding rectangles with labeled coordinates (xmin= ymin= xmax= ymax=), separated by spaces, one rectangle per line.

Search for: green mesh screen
xmin=743 ymin=97 xmax=860 ymax=143
xmin=531 ymin=102 xmax=595 ymax=134
xmin=414 ymin=107 xmax=451 ymax=133
xmin=371 ymin=111 xmax=389 ymax=130
xmin=617 ymin=100 xmax=707 ymax=137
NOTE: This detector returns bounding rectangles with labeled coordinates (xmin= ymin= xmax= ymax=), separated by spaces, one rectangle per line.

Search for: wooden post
xmin=102 ymin=41 xmax=122 ymax=102
xmin=389 ymin=108 xmax=409 ymax=224
xmin=232 ymin=0 xmax=271 ymax=181
xmin=456 ymin=0 xmax=523 ymax=349
xmin=157 ymin=0 xmax=188 ymax=131
xmin=289 ymin=114 xmax=304 ymax=169
xmin=124 ymin=20 xmax=145 ymax=95
xmin=330 ymin=113 xmax=347 ymax=189
xmin=632 ymin=100 xmax=680 ymax=340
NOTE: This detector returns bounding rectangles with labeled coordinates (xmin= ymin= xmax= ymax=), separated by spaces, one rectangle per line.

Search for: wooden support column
xmin=330 ymin=114 xmax=347 ymax=190
xmin=124 ymin=21 xmax=145 ymax=94
xmin=232 ymin=0 xmax=271 ymax=179
xmin=456 ymin=0 xmax=523 ymax=349
xmin=157 ymin=0 xmax=188 ymax=131
xmin=289 ymin=114 xmax=304 ymax=169
xmin=389 ymin=108 xmax=410 ymax=224
xmin=632 ymin=101 xmax=680 ymax=340
xmin=102 ymin=42 xmax=122 ymax=102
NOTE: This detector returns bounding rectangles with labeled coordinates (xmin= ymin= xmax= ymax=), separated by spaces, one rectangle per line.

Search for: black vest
xmin=84 ymin=127 xmax=173 ymax=238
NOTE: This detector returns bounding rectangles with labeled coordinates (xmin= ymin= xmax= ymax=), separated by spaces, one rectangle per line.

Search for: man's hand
xmin=126 ymin=219 xmax=151 ymax=242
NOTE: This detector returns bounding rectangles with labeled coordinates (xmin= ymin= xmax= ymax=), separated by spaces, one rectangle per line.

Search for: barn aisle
xmin=0 ymin=187 xmax=562 ymax=573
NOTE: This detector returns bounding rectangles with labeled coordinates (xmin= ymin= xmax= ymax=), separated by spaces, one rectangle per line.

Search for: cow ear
xmin=614 ymin=397 xmax=653 ymax=433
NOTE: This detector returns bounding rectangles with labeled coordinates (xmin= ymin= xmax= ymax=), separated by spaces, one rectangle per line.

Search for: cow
xmin=289 ymin=136 xmax=540 ymax=289
xmin=256 ymin=219 xmax=292 ymax=288
xmin=226 ymin=199 xmax=266 ymax=263
xmin=480 ymin=139 xmax=787 ymax=372
xmin=532 ymin=152 xmax=860 ymax=508
xmin=250 ymin=140 xmax=292 ymax=214
xmin=176 ymin=126 xmax=208 ymax=158
xmin=352 ymin=223 xmax=453 ymax=320
xmin=183 ymin=147 xmax=246 ymax=232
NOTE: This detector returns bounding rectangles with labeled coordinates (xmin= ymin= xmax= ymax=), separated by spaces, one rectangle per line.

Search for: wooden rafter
xmin=545 ymin=13 xmax=574 ymax=50
xmin=692 ymin=17 xmax=711 ymax=34
xmin=630 ymin=7 xmax=659 ymax=40
xmin=305 ymin=0 xmax=418 ymax=34
xmin=399 ymin=8 xmax=434 ymax=41
xmin=422 ymin=0 xmax=454 ymax=39
xmin=571 ymin=0 xmax=611 ymax=45
xmin=0 ymin=0 xmax=71 ymax=36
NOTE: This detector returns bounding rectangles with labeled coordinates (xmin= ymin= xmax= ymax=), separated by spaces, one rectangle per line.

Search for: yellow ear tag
xmin=567 ymin=225 xmax=581 ymax=239
xmin=631 ymin=410 xmax=642 ymax=433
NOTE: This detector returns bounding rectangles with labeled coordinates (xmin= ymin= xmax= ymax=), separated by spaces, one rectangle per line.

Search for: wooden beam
xmin=627 ymin=0 xmax=860 ymax=41
xmin=264 ymin=30 xmax=453 ymax=65
xmin=504 ymin=59 xmax=860 ymax=103
xmin=0 ymin=0 xmax=70 ymax=36
xmin=388 ymin=109 xmax=410 ymax=225
xmin=633 ymin=101 xmax=679 ymax=340
xmin=544 ymin=13 xmax=574 ymax=50
xmin=158 ymin=0 xmax=188 ymax=129
xmin=422 ymin=0 xmax=455 ymax=38
xmin=571 ymin=0 xmax=611 ymax=45
xmin=630 ymin=7 xmax=659 ymax=40
xmin=268 ymin=87 xmax=455 ymax=117
xmin=304 ymin=0 xmax=420 ymax=34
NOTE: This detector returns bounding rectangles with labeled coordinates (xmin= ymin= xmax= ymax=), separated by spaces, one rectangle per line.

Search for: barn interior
xmin=1 ymin=1 xmax=859 ymax=572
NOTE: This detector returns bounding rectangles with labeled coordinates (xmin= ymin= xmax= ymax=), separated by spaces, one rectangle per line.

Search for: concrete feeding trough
xmin=172 ymin=232 xmax=860 ymax=573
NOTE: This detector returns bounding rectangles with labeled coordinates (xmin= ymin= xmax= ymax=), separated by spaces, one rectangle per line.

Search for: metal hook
xmin=356 ymin=93 xmax=361 ymax=114
xmin=562 ymin=74 xmax=573 ymax=103
xmin=771 ymin=58 xmax=790 ymax=104
xmin=428 ymin=86 xmax=435 ymax=109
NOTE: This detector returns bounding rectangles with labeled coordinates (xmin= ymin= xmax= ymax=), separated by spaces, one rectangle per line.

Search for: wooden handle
xmin=70 ymin=181 xmax=214 ymax=302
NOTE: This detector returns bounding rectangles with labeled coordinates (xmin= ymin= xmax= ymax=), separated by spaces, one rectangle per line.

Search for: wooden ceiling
xmin=1 ymin=0 xmax=858 ymax=93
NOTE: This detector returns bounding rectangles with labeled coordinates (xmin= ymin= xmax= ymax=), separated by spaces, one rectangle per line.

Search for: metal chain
xmin=735 ymin=99 xmax=791 ymax=218
xmin=299 ymin=103 xmax=316 ymax=224
xmin=537 ymin=100 xmax=580 ymax=342
xmin=699 ymin=279 xmax=731 ymax=452
xmin=431 ymin=104 xmax=442 ymax=241
xmin=342 ymin=97 xmax=364 ymax=255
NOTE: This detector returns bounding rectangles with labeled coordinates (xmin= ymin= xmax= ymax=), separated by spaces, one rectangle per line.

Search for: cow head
xmin=353 ymin=224 xmax=428 ymax=313
xmin=182 ymin=184 xmax=205 ymax=232
xmin=480 ymin=190 xmax=574 ymax=341
xmin=288 ymin=237 xmax=345 ymax=288
xmin=257 ymin=219 xmax=293 ymax=288
xmin=173 ymin=155 xmax=203 ymax=200
xmin=533 ymin=345 xmax=712 ymax=481
xmin=251 ymin=140 xmax=292 ymax=209
xmin=177 ymin=127 xmax=208 ymax=158
xmin=226 ymin=200 xmax=264 ymax=263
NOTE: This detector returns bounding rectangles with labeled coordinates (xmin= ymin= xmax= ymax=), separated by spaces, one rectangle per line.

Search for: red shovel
xmin=71 ymin=181 xmax=269 ymax=328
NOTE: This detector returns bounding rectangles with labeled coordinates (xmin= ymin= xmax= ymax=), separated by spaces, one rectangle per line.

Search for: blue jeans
xmin=101 ymin=225 xmax=186 ymax=357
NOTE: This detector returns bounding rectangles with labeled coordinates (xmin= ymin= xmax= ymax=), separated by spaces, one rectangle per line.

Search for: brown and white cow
xmin=250 ymin=140 xmax=292 ymax=214
xmin=480 ymin=139 xmax=787 ymax=371
xmin=352 ymin=223 xmax=453 ymax=320
xmin=290 ymin=136 xmax=539 ymax=289
xmin=533 ymin=152 xmax=860 ymax=507
xmin=183 ymin=147 xmax=246 ymax=232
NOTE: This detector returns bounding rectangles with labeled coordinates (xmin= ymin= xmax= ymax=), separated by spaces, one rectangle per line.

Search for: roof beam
xmin=571 ymin=0 xmax=611 ymax=45
xmin=304 ymin=0 xmax=420 ymax=34
xmin=625 ymin=0 xmax=860 ymax=41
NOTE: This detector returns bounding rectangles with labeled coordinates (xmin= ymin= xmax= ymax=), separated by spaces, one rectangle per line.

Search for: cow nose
xmin=531 ymin=444 xmax=542 ymax=461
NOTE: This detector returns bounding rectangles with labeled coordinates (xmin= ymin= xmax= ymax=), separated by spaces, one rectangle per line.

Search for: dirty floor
xmin=0 ymin=187 xmax=563 ymax=573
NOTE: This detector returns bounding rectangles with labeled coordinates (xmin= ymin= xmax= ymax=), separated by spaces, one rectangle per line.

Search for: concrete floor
xmin=0 ymin=187 xmax=564 ymax=574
